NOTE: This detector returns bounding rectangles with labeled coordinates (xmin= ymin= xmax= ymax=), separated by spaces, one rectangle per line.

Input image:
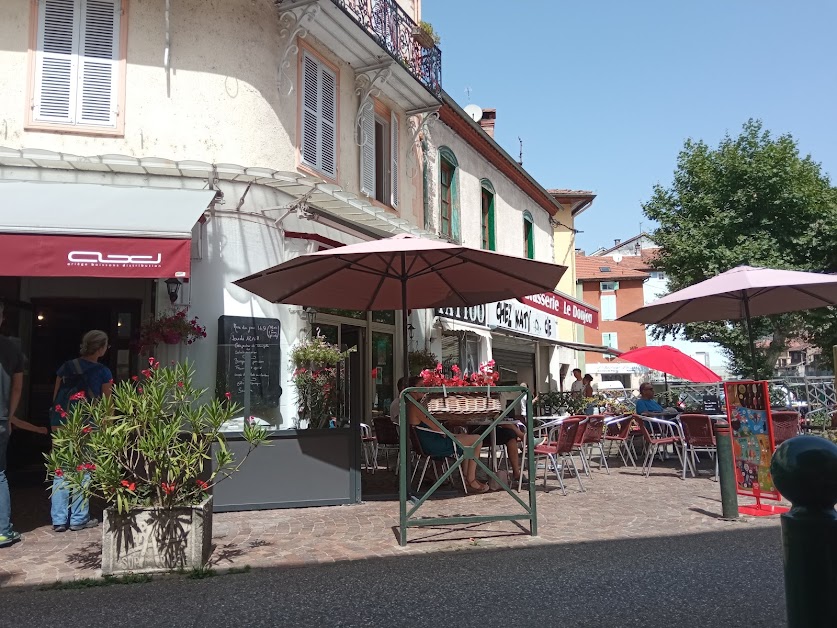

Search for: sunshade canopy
xmin=616 ymin=345 xmax=722 ymax=383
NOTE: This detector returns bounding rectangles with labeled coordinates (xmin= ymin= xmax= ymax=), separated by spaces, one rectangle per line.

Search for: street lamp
xmin=164 ymin=278 xmax=182 ymax=304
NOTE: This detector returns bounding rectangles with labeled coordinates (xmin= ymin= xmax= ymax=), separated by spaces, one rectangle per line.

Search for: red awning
xmin=0 ymin=234 xmax=192 ymax=279
xmin=519 ymin=291 xmax=599 ymax=330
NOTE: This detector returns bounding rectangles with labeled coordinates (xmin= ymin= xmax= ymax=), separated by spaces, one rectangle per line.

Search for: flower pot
xmin=412 ymin=28 xmax=435 ymax=49
xmin=162 ymin=331 xmax=182 ymax=345
xmin=101 ymin=497 xmax=213 ymax=576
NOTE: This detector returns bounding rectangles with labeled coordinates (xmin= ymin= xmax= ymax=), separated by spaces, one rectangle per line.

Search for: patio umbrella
xmin=234 ymin=234 xmax=567 ymax=381
xmin=618 ymin=265 xmax=837 ymax=375
xmin=615 ymin=345 xmax=722 ymax=383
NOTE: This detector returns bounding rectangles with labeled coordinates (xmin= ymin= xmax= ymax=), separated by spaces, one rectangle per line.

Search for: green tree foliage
xmin=643 ymin=120 xmax=837 ymax=377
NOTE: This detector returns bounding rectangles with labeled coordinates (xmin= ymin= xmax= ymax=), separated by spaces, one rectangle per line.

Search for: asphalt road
xmin=0 ymin=526 xmax=785 ymax=628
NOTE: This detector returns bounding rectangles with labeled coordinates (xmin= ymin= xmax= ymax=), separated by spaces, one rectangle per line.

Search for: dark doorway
xmin=339 ymin=325 xmax=364 ymax=425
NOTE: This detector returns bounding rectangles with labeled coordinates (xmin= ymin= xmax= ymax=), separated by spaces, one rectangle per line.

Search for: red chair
xmin=577 ymin=415 xmax=609 ymax=474
xmin=533 ymin=417 xmax=586 ymax=495
xmin=604 ymin=415 xmax=637 ymax=468
xmin=373 ymin=416 xmax=400 ymax=471
xmin=635 ymin=415 xmax=692 ymax=479
xmin=409 ymin=425 xmax=468 ymax=493
xmin=679 ymin=414 xmax=717 ymax=480
xmin=771 ymin=411 xmax=801 ymax=446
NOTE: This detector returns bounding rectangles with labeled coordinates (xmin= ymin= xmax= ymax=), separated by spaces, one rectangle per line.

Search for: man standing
xmin=569 ymin=368 xmax=584 ymax=396
xmin=0 ymin=303 xmax=25 ymax=548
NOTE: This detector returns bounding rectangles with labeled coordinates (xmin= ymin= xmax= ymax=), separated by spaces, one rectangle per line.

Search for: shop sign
xmin=434 ymin=305 xmax=488 ymax=327
xmin=488 ymin=300 xmax=557 ymax=341
xmin=520 ymin=292 xmax=599 ymax=330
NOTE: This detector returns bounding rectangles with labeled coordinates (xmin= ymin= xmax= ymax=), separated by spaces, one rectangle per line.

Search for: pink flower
xmin=69 ymin=391 xmax=86 ymax=401
xmin=195 ymin=479 xmax=209 ymax=490
xmin=370 ymin=368 xmax=378 ymax=379
xmin=54 ymin=468 xmax=63 ymax=478
xmin=177 ymin=381 xmax=184 ymax=388
xmin=141 ymin=369 xmax=152 ymax=378
xmin=121 ymin=479 xmax=136 ymax=492
xmin=148 ymin=357 xmax=156 ymax=365
xmin=137 ymin=387 xmax=143 ymax=394
xmin=82 ymin=426 xmax=92 ymax=434
xmin=161 ymin=482 xmax=176 ymax=495
xmin=131 ymin=375 xmax=139 ymax=382
xmin=225 ymin=392 xmax=232 ymax=401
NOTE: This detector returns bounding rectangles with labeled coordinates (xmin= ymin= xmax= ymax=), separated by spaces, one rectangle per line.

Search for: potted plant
xmin=412 ymin=20 xmax=440 ymax=49
xmin=45 ymin=359 xmax=268 ymax=575
xmin=290 ymin=333 xmax=355 ymax=429
xmin=418 ymin=361 xmax=501 ymax=419
xmin=138 ymin=309 xmax=207 ymax=351
xmin=408 ymin=348 xmax=438 ymax=376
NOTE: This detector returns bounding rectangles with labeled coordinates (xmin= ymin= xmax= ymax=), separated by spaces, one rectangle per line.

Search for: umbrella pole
xmin=743 ymin=295 xmax=757 ymax=379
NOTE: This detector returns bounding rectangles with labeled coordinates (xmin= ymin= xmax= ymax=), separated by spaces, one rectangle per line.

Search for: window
xmin=523 ymin=211 xmax=534 ymax=259
xmin=31 ymin=0 xmax=124 ymax=131
xmin=300 ymin=50 xmax=337 ymax=178
xmin=600 ymin=295 xmax=617 ymax=321
xmin=438 ymin=147 xmax=460 ymax=241
xmin=650 ymin=271 xmax=666 ymax=280
xmin=600 ymin=281 xmax=619 ymax=291
xmin=602 ymin=332 xmax=618 ymax=350
xmin=480 ymin=179 xmax=495 ymax=250
xmin=360 ymin=103 xmax=399 ymax=206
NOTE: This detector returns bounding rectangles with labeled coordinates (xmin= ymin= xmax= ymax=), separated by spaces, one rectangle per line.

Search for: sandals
xmin=468 ymin=480 xmax=489 ymax=493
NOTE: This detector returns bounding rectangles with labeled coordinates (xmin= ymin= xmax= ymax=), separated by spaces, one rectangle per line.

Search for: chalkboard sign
xmin=702 ymin=394 xmax=721 ymax=414
xmin=216 ymin=316 xmax=282 ymax=409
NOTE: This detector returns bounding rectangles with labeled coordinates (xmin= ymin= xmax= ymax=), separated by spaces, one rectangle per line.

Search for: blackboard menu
xmin=216 ymin=316 xmax=282 ymax=409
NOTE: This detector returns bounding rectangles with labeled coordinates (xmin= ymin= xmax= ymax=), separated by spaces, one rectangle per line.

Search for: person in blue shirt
xmin=635 ymin=382 xmax=665 ymax=415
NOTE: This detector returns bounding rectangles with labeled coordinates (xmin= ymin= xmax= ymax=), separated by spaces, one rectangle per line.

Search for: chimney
xmin=479 ymin=108 xmax=496 ymax=138
xmin=614 ymin=239 xmax=621 ymax=246
xmin=575 ymin=248 xmax=585 ymax=256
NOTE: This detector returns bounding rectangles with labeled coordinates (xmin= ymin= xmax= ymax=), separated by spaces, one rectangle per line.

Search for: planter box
xmin=412 ymin=28 xmax=435 ymax=49
xmin=101 ymin=497 xmax=213 ymax=576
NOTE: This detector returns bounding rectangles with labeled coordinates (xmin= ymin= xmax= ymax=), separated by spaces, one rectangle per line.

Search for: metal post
xmin=713 ymin=421 xmax=739 ymax=519
xmin=771 ymin=435 xmax=837 ymax=628
xmin=399 ymin=390 xmax=408 ymax=546
xmin=526 ymin=387 xmax=537 ymax=536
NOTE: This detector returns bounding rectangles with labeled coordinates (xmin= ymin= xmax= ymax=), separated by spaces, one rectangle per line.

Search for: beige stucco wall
xmin=552 ymin=205 xmax=578 ymax=342
xmin=0 ymin=0 xmax=417 ymax=225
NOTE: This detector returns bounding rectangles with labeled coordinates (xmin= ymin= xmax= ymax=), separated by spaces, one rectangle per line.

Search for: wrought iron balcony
xmin=330 ymin=0 xmax=442 ymax=98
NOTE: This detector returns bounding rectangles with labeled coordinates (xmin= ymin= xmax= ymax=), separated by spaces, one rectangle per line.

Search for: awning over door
xmin=0 ymin=182 xmax=214 ymax=278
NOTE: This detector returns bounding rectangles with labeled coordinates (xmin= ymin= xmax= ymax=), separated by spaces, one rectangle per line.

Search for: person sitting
xmin=389 ymin=376 xmax=408 ymax=422
xmin=405 ymin=376 xmax=489 ymax=493
xmin=635 ymin=382 xmax=665 ymax=415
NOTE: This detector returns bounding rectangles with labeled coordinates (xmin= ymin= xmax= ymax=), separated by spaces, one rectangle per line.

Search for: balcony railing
xmin=331 ymin=0 xmax=442 ymax=98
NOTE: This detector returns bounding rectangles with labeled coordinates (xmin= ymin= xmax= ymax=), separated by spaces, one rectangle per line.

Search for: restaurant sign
xmin=488 ymin=300 xmax=557 ymax=342
xmin=520 ymin=292 xmax=599 ymax=330
xmin=434 ymin=305 xmax=488 ymax=327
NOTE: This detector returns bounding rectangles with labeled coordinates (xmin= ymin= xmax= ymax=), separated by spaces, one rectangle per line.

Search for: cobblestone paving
xmin=0 ymin=463 xmax=782 ymax=588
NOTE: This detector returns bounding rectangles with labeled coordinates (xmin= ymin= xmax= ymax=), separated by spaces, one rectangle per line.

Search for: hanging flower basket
xmin=137 ymin=309 xmax=207 ymax=353
xmin=419 ymin=361 xmax=501 ymax=420
xmin=162 ymin=331 xmax=182 ymax=345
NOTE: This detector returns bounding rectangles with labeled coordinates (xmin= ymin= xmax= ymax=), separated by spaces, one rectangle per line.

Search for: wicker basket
xmin=422 ymin=391 xmax=502 ymax=420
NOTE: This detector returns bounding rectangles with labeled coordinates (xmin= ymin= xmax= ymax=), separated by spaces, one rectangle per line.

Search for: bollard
xmin=771 ymin=435 xmax=837 ymax=628
xmin=713 ymin=421 xmax=739 ymax=520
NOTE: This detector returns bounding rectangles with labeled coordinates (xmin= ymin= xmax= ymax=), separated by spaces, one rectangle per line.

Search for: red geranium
xmin=195 ymin=479 xmax=209 ymax=491
xmin=54 ymin=468 xmax=63 ymax=478
xmin=69 ymin=391 xmax=86 ymax=401
xmin=120 ymin=479 xmax=136 ymax=492
xmin=161 ymin=482 xmax=176 ymax=495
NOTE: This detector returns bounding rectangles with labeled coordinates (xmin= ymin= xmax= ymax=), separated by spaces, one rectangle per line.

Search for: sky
xmin=422 ymin=0 xmax=837 ymax=253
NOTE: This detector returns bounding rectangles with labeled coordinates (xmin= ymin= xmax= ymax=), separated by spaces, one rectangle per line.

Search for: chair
xmin=635 ymin=415 xmax=693 ymax=479
xmin=603 ymin=415 xmax=637 ymax=468
xmin=409 ymin=425 xmax=468 ymax=493
xmin=359 ymin=423 xmax=378 ymax=473
xmin=517 ymin=418 xmax=561 ymax=492
xmin=771 ymin=411 xmax=801 ymax=446
xmin=533 ymin=417 xmax=586 ymax=495
xmin=373 ymin=416 xmax=400 ymax=471
xmin=577 ymin=414 xmax=609 ymax=474
xmin=679 ymin=414 xmax=717 ymax=480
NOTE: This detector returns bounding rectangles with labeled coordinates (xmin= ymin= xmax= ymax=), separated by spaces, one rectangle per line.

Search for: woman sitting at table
xmin=635 ymin=382 xmax=665 ymax=415
xmin=405 ymin=376 xmax=489 ymax=493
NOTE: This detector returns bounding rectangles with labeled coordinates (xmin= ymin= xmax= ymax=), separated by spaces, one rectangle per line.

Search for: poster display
xmin=723 ymin=380 xmax=780 ymax=501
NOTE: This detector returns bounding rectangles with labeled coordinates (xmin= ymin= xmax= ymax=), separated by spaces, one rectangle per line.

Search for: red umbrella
xmin=615 ymin=345 xmax=721 ymax=383
xmin=235 ymin=234 xmax=567 ymax=380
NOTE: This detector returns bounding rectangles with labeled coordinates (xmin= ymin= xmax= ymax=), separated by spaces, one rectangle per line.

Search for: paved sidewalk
xmin=0 ymin=465 xmax=782 ymax=588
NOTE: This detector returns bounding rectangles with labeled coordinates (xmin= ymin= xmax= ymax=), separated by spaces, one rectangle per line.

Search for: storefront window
xmin=372 ymin=332 xmax=394 ymax=413
xmin=372 ymin=311 xmax=395 ymax=324
xmin=464 ymin=336 xmax=481 ymax=375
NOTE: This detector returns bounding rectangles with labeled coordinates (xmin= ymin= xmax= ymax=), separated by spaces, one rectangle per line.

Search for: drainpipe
xmin=420 ymin=134 xmax=431 ymax=231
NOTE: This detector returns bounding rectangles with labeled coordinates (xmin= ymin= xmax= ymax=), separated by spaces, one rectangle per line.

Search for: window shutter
xmin=34 ymin=0 xmax=80 ymax=123
xmin=600 ymin=295 xmax=617 ymax=321
xmin=319 ymin=64 xmax=337 ymax=177
xmin=390 ymin=111 xmax=399 ymax=207
xmin=359 ymin=103 xmax=375 ymax=196
xmin=301 ymin=53 xmax=320 ymax=170
xmin=77 ymin=0 xmax=120 ymax=127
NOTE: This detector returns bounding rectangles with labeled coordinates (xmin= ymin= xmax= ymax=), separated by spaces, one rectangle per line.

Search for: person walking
xmin=0 ymin=303 xmax=28 ymax=548
xmin=50 ymin=330 xmax=113 ymax=533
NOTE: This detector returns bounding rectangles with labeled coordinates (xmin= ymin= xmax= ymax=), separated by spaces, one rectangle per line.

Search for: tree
xmin=643 ymin=119 xmax=837 ymax=377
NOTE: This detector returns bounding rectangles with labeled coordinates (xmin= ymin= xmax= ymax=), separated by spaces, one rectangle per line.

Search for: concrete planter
xmin=101 ymin=497 xmax=213 ymax=576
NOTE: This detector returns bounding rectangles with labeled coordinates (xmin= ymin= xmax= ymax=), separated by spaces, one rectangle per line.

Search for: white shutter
xmin=300 ymin=52 xmax=320 ymax=170
xmin=76 ymin=0 xmax=120 ymax=127
xmin=359 ymin=102 xmax=375 ymax=196
xmin=34 ymin=0 xmax=80 ymax=123
xmin=600 ymin=294 xmax=617 ymax=321
xmin=319 ymin=64 xmax=337 ymax=177
xmin=390 ymin=111 xmax=399 ymax=207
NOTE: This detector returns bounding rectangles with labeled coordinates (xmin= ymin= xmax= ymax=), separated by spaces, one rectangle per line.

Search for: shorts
xmin=470 ymin=425 xmax=517 ymax=446
xmin=417 ymin=428 xmax=462 ymax=458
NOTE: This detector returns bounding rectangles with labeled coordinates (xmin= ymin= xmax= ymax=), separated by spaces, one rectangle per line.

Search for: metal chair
xmin=679 ymin=414 xmax=717 ymax=480
xmin=359 ymin=423 xmax=378 ymax=473
xmin=409 ymin=425 xmax=468 ymax=493
xmin=373 ymin=416 xmax=400 ymax=471
xmin=635 ymin=415 xmax=693 ymax=479
xmin=577 ymin=414 xmax=609 ymax=474
xmin=533 ymin=417 xmax=586 ymax=495
xmin=603 ymin=415 xmax=637 ymax=467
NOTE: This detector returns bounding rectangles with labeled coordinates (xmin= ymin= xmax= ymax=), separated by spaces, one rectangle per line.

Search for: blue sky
xmin=422 ymin=0 xmax=837 ymax=252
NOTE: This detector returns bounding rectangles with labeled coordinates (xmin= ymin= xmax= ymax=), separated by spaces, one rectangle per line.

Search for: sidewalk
xmin=0 ymin=465 xmax=781 ymax=588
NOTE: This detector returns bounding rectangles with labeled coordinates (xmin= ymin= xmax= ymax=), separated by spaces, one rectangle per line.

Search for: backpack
xmin=49 ymin=359 xmax=98 ymax=427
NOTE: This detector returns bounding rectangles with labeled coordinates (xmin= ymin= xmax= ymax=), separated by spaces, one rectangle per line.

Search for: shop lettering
xmin=435 ymin=305 xmax=486 ymax=326
xmin=67 ymin=251 xmax=162 ymax=266
xmin=489 ymin=299 xmax=557 ymax=341
xmin=521 ymin=293 xmax=598 ymax=329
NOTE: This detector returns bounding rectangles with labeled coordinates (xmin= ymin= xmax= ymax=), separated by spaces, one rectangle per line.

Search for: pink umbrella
xmin=616 ymin=345 xmax=722 ymax=383
xmin=619 ymin=265 xmax=837 ymax=373
xmin=235 ymin=234 xmax=567 ymax=380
